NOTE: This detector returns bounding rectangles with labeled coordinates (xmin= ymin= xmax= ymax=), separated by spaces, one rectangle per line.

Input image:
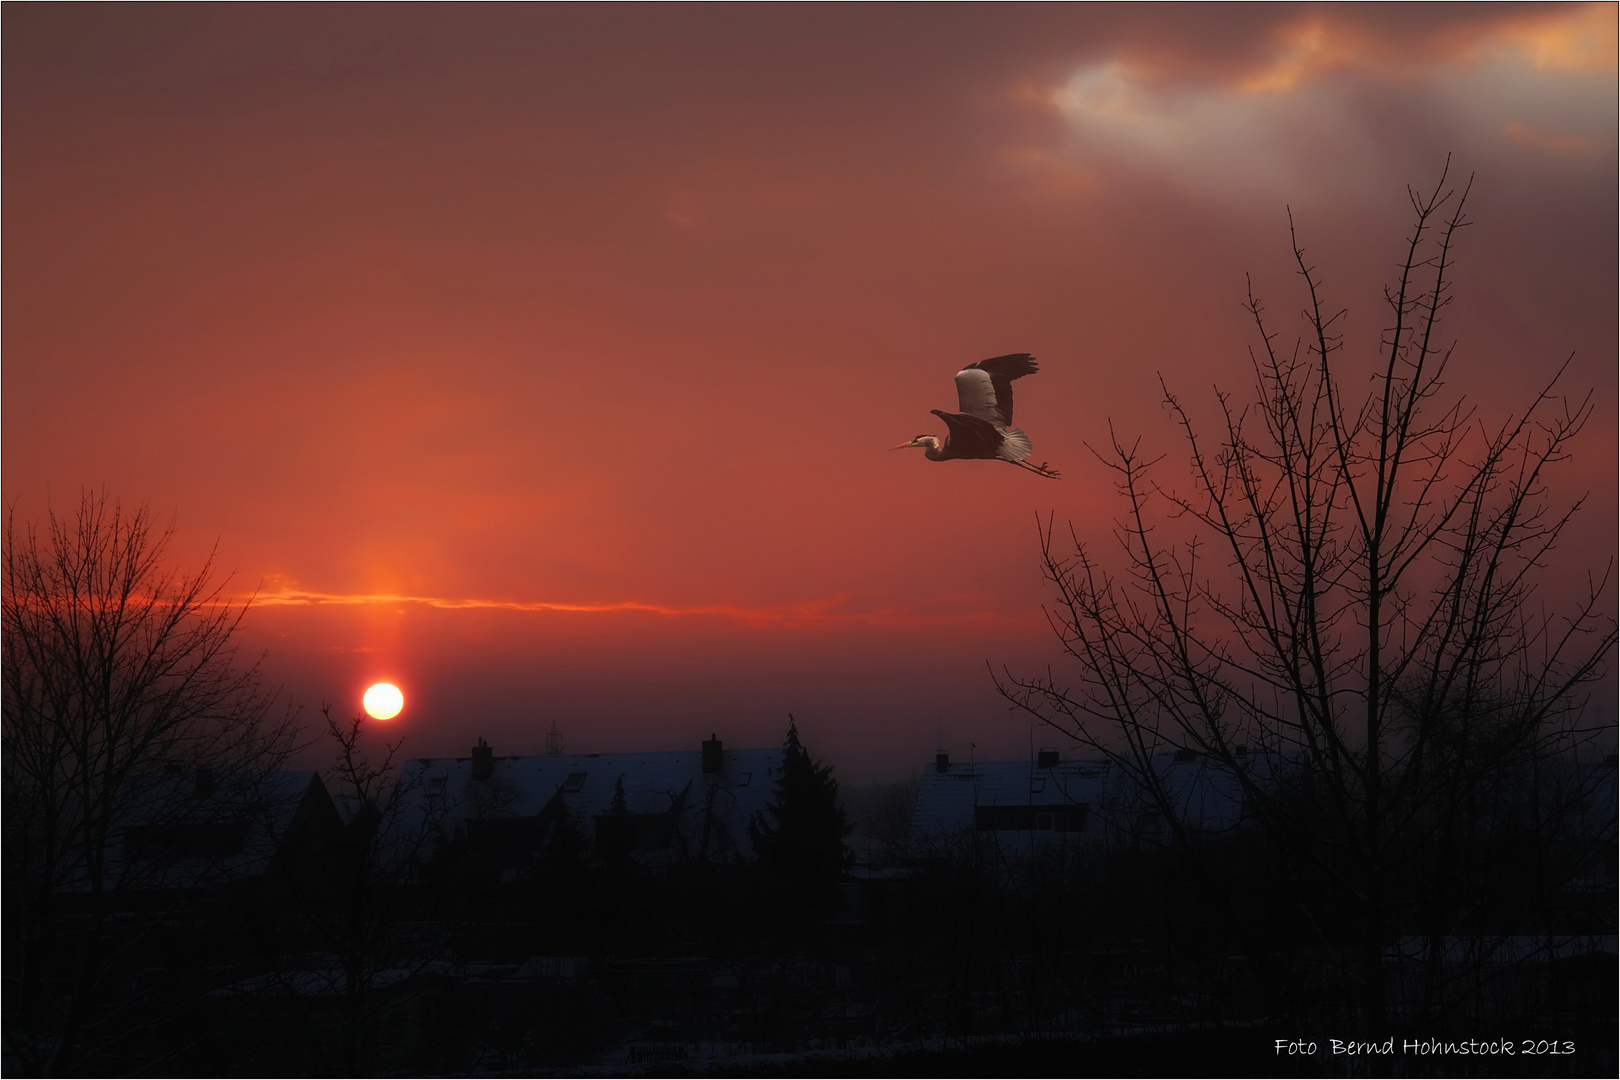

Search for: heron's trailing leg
xmin=1012 ymin=459 xmax=1062 ymax=480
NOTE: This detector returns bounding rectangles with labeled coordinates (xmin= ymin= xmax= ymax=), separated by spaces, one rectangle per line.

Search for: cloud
xmin=1503 ymin=119 xmax=1611 ymax=156
xmin=1049 ymin=54 xmax=1376 ymax=198
xmin=1043 ymin=4 xmax=1616 ymax=198
xmin=1483 ymin=3 xmax=1618 ymax=72
xmin=246 ymin=585 xmax=1020 ymax=630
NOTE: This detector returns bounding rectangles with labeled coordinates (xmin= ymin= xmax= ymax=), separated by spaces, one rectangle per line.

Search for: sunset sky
xmin=6 ymin=4 xmax=1615 ymax=778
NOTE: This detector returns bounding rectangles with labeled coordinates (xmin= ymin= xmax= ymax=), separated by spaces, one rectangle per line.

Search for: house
xmin=908 ymin=748 xmax=1270 ymax=858
xmin=907 ymin=748 xmax=1619 ymax=892
xmin=105 ymin=768 xmax=342 ymax=893
xmin=395 ymin=735 xmax=785 ymax=873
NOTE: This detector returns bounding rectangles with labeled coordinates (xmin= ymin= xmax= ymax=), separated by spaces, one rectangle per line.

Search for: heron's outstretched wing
xmin=954 ymin=353 xmax=1039 ymax=427
xmin=931 ymin=410 xmax=1005 ymax=460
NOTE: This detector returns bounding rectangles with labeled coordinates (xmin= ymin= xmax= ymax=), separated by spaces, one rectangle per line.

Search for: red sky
xmin=6 ymin=4 xmax=1615 ymax=779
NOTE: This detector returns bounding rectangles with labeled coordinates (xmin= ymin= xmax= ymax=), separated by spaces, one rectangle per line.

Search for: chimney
xmin=935 ymin=752 xmax=950 ymax=774
xmin=194 ymin=767 xmax=215 ymax=800
xmin=471 ymin=738 xmax=494 ymax=781
xmin=702 ymin=733 xmax=723 ymax=774
xmin=1037 ymin=749 xmax=1060 ymax=769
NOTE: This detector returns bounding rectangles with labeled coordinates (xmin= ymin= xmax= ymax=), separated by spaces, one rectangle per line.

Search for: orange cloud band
xmin=244 ymin=587 xmax=1024 ymax=630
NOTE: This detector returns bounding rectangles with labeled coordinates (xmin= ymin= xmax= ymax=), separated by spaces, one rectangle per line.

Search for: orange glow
xmin=4 ymin=6 xmax=1613 ymax=777
xmin=362 ymin=682 xmax=405 ymax=721
xmin=1499 ymin=3 xmax=1618 ymax=72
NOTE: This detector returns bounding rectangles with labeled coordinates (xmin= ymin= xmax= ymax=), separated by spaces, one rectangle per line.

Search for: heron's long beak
xmin=890 ymin=439 xmax=920 ymax=450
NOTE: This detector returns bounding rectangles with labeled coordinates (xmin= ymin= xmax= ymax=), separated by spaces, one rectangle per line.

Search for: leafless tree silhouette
xmin=2 ymin=491 xmax=297 ymax=1074
xmin=264 ymin=707 xmax=450 ymax=1076
xmin=999 ymin=163 xmax=1617 ymax=1028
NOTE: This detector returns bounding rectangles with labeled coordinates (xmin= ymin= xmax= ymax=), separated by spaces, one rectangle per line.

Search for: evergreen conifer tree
xmin=749 ymin=716 xmax=852 ymax=884
xmin=596 ymin=774 xmax=632 ymax=870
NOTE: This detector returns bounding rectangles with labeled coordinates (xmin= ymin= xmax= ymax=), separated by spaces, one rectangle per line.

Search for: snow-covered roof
xmin=909 ymin=752 xmax=1273 ymax=855
xmin=911 ymin=751 xmax=1617 ymax=860
xmin=396 ymin=743 xmax=787 ymax=865
xmin=102 ymin=768 xmax=332 ymax=891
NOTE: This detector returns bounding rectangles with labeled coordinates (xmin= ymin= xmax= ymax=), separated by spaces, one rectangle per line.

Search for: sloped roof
xmin=910 ymin=752 xmax=1274 ymax=851
xmin=102 ymin=768 xmax=332 ymax=891
xmin=912 ymin=751 xmax=1615 ymax=858
xmin=395 ymin=745 xmax=787 ymax=864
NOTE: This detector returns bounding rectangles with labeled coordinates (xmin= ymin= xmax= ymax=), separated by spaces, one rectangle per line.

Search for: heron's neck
xmin=923 ymin=437 xmax=947 ymax=461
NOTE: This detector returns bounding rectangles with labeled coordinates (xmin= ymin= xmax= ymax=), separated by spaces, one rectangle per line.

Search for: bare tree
xmin=2 ymin=491 xmax=297 ymax=1074
xmin=262 ymin=707 xmax=449 ymax=1076
xmin=846 ymin=774 xmax=922 ymax=863
xmin=999 ymin=163 xmax=1617 ymax=1028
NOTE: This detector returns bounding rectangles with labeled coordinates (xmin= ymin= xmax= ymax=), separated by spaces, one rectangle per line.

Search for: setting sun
xmin=362 ymin=682 xmax=404 ymax=720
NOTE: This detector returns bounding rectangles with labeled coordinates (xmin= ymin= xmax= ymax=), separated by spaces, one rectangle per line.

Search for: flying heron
xmin=891 ymin=353 xmax=1061 ymax=479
